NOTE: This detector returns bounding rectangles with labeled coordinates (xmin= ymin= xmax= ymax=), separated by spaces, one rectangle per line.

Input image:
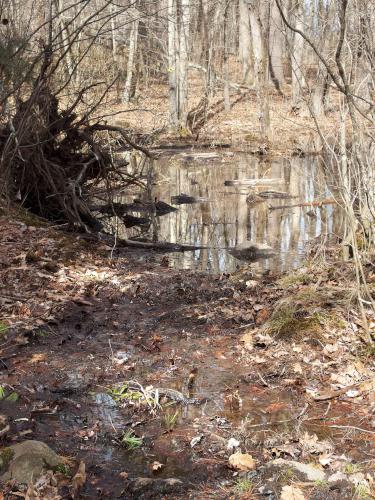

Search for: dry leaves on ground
xmin=228 ymin=452 xmax=256 ymax=471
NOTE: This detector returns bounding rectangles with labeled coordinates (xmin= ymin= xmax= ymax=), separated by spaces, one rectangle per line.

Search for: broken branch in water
xmin=269 ymin=198 xmax=337 ymax=210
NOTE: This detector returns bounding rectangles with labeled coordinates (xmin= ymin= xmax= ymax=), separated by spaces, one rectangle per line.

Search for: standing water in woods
xmin=0 ymin=0 xmax=374 ymax=498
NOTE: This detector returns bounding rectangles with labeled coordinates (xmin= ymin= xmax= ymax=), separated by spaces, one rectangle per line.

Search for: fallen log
xmin=269 ymin=198 xmax=337 ymax=211
xmin=118 ymin=239 xmax=206 ymax=252
xmin=225 ymin=179 xmax=282 ymax=187
xmin=91 ymin=200 xmax=177 ymax=216
xmin=258 ymin=191 xmax=297 ymax=199
xmin=171 ymin=193 xmax=209 ymax=205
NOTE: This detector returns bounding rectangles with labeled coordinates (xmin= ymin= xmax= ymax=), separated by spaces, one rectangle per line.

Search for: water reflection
xmin=120 ymin=152 xmax=343 ymax=273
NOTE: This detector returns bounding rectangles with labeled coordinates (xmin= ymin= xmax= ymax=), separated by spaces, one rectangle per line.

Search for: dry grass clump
xmin=261 ymin=286 xmax=346 ymax=339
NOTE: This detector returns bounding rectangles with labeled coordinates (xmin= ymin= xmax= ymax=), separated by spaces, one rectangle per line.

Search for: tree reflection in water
xmin=119 ymin=153 xmax=342 ymax=273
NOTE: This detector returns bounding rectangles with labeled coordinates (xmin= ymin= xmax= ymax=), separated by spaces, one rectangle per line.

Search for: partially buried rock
xmin=1 ymin=440 xmax=62 ymax=484
xmin=271 ymin=459 xmax=326 ymax=482
xmin=128 ymin=477 xmax=184 ymax=498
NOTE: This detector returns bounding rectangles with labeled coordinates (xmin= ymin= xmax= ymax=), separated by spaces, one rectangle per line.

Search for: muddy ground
xmin=0 ymin=212 xmax=375 ymax=499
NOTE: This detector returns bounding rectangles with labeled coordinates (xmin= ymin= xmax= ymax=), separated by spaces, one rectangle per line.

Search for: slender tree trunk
xmin=291 ymin=0 xmax=306 ymax=110
xmin=178 ymin=0 xmax=190 ymax=131
xmin=223 ymin=1 xmax=230 ymax=111
xmin=168 ymin=0 xmax=178 ymax=132
xmin=249 ymin=1 xmax=271 ymax=140
xmin=269 ymin=0 xmax=285 ymax=91
xmin=238 ymin=0 xmax=252 ymax=84
xmin=123 ymin=17 xmax=139 ymax=103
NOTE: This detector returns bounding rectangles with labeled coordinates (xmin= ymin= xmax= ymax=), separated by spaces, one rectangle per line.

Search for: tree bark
xmin=248 ymin=1 xmax=271 ymax=140
xmin=123 ymin=17 xmax=139 ymax=104
xmin=238 ymin=0 xmax=252 ymax=84
xmin=291 ymin=0 xmax=306 ymax=110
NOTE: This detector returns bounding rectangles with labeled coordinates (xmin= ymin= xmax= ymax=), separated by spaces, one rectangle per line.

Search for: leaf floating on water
xmin=71 ymin=461 xmax=86 ymax=498
xmin=228 ymin=452 xmax=256 ymax=471
xmin=280 ymin=485 xmax=306 ymax=500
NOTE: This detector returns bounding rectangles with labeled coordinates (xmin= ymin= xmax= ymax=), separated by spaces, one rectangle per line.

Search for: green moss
xmin=244 ymin=133 xmax=256 ymax=142
xmin=0 ymin=447 xmax=14 ymax=471
xmin=0 ymin=322 xmax=8 ymax=335
xmin=262 ymin=301 xmax=322 ymax=338
xmin=52 ymin=463 xmax=72 ymax=476
xmin=6 ymin=392 xmax=19 ymax=402
xmin=233 ymin=478 xmax=253 ymax=494
xmin=16 ymin=207 xmax=48 ymax=227
xmin=277 ymin=272 xmax=313 ymax=288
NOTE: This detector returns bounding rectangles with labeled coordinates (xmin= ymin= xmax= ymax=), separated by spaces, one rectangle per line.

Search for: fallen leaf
xmin=256 ymin=308 xmax=270 ymax=325
xmin=228 ymin=452 xmax=256 ymax=471
xmin=300 ymin=432 xmax=332 ymax=454
xmin=151 ymin=461 xmax=164 ymax=472
xmin=240 ymin=331 xmax=253 ymax=350
xmin=293 ymin=363 xmax=303 ymax=374
xmin=25 ymin=483 xmax=40 ymax=500
xmin=29 ymin=353 xmax=47 ymax=364
xmin=71 ymin=461 xmax=86 ymax=498
xmin=190 ymin=435 xmax=204 ymax=447
xmin=280 ymin=485 xmax=306 ymax=500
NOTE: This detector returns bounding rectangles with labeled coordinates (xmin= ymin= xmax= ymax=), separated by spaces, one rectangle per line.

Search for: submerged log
xmin=225 ymin=179 xmax=282 ymax=187
xmin=258 ymin=191 xmax=297 ymax=199
xmin=123 ymin=214 xmax=150 ymax=228
xmin=269 ymin=198 xmax=337 ymax=211
xmin=91 ymin=200 xmax=177 ymax=217
xmin=228 ymin=242 xmax=276 ymax=261
xmin=119 ymin=239 xmax=206 ymax=252
xmin=171 ymin=193 xmax=209 ymax=205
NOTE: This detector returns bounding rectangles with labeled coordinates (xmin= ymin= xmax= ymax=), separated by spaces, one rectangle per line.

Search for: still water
xmin=120 ymin=151 xmax=343 ymax=273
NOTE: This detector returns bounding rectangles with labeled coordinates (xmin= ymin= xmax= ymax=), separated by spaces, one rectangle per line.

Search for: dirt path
xmin=1 ymin=214 xmax=375 ymax=499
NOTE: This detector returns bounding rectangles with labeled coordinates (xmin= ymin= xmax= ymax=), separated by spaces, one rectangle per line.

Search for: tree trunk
xmin=223 ymin=1 xmax=230 ymax=111
xmin=269 ymin=0 xmax=285 ymax=91
xmin=123 ymin=17 xmax=139 ymax=104
xmin=178 ymin=0 xmax=190 ymax=131
xmin=238 ymin=0 xmax=252 ymax=84
xmin=291 ymin=0 xmax=306 ymax=110
xmin=249 ymin=1 xmax=271 ymax=140
xmin=168 ymin=0 xmax=179 ymax=132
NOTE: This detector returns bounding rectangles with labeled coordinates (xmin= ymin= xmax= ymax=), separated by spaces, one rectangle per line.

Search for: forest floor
xmin=104 ymin=68 xmax=342 ymax=158
xmin=1 ymin=209 xmax=375 ymax=499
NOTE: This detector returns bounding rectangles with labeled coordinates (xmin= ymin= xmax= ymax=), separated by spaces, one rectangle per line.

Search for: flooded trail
xmin=4 ymin=259 xmax=374 ymax=499
xmin=1 ymin=152 xmax=374 ymax=499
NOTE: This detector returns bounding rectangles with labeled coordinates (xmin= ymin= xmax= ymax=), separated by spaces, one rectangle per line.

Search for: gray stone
xmin=129 ymin=477 xmax=184 ymax=497
xmin=271 ymin=458 xmax=326 ymax=481
xmin=1 ymin=440 xmax=62 ymax=484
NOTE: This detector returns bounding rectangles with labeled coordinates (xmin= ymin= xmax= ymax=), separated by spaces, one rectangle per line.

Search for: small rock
xmin=94 ymin=393 xmax=116 ymax=407
xmin=227 ymin=438 xmax=240 ymax=451
xmin=328 ymin=471 xmax=347 ymax=482
xmin=1 ymin=440 xmax=62 ymax=484
xmin=129 ymin=477 xmax=184 ymax=497
xmin=348 ymin=472 xmax=365 ymax=485
xmin=271 ymin=459 xmax=325 ymax=481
